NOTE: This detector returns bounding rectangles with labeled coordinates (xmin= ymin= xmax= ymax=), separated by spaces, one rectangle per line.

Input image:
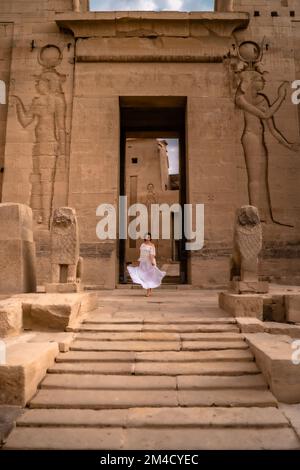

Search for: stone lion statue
xmin=230 ymin=205 xmax=262 ymax=282
xmin=50 ymin=207 xmax=83 ymax=283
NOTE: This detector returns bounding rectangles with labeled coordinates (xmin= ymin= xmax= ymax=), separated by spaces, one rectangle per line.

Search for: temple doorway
xmin=119 ymin=97 xmax=187 ymax=284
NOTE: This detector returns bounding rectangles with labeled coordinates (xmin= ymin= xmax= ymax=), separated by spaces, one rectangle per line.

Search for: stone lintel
xmin=56 ymin=12 xmax=249 ymax=48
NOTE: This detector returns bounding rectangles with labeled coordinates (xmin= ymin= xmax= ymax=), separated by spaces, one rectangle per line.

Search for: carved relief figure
xmin=233 ymin=42 xmax=299 ymax=226
xmin=146 ymin=183 xmax=157 ymax=209
xmin=50 ymin=207 xmax=83 ymax=284
xmin=230 ymin=205 xmax=262 ymax=283
xmin=12 ymin=45 xmax=66 ymax=227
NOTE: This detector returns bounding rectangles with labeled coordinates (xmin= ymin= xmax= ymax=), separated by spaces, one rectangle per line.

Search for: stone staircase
xmin=4 ymin=290 xmax=300 ymax=450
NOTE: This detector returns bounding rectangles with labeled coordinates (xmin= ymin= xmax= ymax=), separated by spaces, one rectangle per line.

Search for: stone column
xmin=214 ymin=0 xmax=234 ymax=12
xmin=0 ymin=203 xmax=36 ymax=293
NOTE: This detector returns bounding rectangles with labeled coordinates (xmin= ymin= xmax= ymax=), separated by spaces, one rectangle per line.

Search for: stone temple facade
xmin=0 ymin=0 xmax=300 ymax=289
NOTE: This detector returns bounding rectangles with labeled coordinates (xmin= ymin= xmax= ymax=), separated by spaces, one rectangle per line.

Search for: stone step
xmin=76 ymin=324 xmax=240 ymax=333
xmin=177 ymin=374 xmax=268 ymax=390
xmin=29 ymin=388 xmax=277 ymax=409
xmin=133 ymin=361 xmax=260 ymax=376
xmin=84 ymin=317 xmax=236 ymax=325
xmin=71 ymin=340 xmax=181 ymax=351
xmin=181 ymin=341 xmax=247 ymax=350
xmin=56 ymin=349 xmax=253 ymax=364
xmin=41 ymin=373 xmax=267 ymax=391
xmin=76 ymin=332 xmax=181 ymax=342
xmin=5 ymin=426 xmax=300 ymax=450
xmin=41 ymin=375 xmax=177 ymax=390
xmin=70 ymin=340 xmax=247 ymax=352
xmin=75 ymin=332 xmax=243 ymax=342
xmin=30 ymin=389 xmax=179 ymax=409
xmin=16 ymin=406 xmax=287 ymax=428
xmin=49 ymin=361 xmax=259 ymax=376
xmin=49 ymin=362 xmax=135 ymax=375
xmin=56 ymin=351 xmax=136 ymax=363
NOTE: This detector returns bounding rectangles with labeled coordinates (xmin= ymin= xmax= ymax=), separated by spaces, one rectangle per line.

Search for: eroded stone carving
xmin=214 ymin=0 xmax=233 ymax=12
xmin=0 ymin=203 xmax=37 ymax=295
xmin=230 ymin=41 xmax=299 ymax=226
xmin=12 ymin=45 xmax=66 ymax=228
xmin=45 ymin=207 xmax=83 ymax=293
xmin=73 ymin=0 xmax=88 ymax=12
xmin=230 ymin=205 xmax=268 ymax=293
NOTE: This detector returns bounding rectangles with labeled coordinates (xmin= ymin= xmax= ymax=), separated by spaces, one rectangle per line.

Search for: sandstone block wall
xmin=0 ymin=1 xmax=299 ymax=288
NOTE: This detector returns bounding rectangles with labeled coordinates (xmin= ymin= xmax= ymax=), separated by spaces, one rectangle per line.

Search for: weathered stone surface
xmin=230 ymin=206 xmax=263 ymax=284
xmin=177 ymin=374 xmax=267 ymax=390
xmin=0 ymin=298 xmax=23 ymax=337
xmin=29 ymin=389 xmax=179 ymax=409
xmin=4 ymin=426 xmax=300 ymax=450
xmin=219 ymin=292 xmax=263 ymax=319
xmin=49 ymin=362 xmax=135 ymax=375
xmin=286 ymin=295 xmax=300 ymax=324
xmin=264 ymin=322 xmax=300 ymax=339
xmin=22 ymin=293 xmax=97 ymax=331
xmin=263 ymin=295 xmax=286 ymax=323
xmin=0 ymin=342 xmax=58 ymax=406
xmin=134 ymin=361 xmax=259 ymax=376
xmin=0 ymin=406 xmax=23 ymax=445
xmin=41 ymin=374 xmax=177 ymax=390
xmin=0 ymin=204 xmax=36 ymax=295
xmin=45 ymin=282 xmax=83 ymax=294
xmin=236 ymin=317 xmax=265 ymax=333
xmin=16 ymin=406 xmax=288 ymax=429
xmin=178 ymin=389 xmax=277 ymax=407
xmin=280 ymin=404 xmax=300 ymax=440
xmin=71 ymin=340 xmax=181 ymax=351
xmin=28 ymin=332 xmax=75 ymax=353
xmin=231 ymin=281 xmax=269 ymax=294
xmin=245 ymin=333 xmax=300 ymax=404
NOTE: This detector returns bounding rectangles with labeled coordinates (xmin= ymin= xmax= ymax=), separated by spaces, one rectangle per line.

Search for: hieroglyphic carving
xmin=231 ymin=205 xmax=262 ymax=283
xmin=146 ymin=183 xmax=157 ymax=210
xmin=12 ymin=45 xmax=66 ymax=227
xmin=230 ymin=41 xmax=299 ymax=225
xmin=50 ymin=207 xmax=83 ymax=284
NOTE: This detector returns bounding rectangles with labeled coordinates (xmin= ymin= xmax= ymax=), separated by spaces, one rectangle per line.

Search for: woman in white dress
xmin=127 ymin=233 xmax=166 ymax=297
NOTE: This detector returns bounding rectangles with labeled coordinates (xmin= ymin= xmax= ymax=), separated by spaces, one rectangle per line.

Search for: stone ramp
xmin=3 ymin=290 xmax=300 ymax=450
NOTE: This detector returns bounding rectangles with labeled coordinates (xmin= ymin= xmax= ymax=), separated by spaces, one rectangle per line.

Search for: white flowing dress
xmin=127 ymin=243 xmax=166 ymax=289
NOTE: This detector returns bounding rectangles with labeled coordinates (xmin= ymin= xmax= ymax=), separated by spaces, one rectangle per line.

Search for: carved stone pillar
xmin=214 ymin=0 xmax=234 ymax=12
xmin=73 ymin=0 xmax=89 ymax=12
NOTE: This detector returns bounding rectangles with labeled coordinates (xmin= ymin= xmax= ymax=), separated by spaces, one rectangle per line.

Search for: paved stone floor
xmin=3 ymin=288 xmax=300 ymax=450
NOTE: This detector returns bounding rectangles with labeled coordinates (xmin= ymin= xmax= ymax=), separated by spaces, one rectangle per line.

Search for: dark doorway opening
xmin=119 ymin=97 xmax=187 ymax=285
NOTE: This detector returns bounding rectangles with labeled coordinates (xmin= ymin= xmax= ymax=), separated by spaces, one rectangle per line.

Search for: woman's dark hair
xmin=144 ymin=232 xmax=152 ymax=241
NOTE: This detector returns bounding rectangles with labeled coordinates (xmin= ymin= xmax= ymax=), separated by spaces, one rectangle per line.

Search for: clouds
xmin=89 ymin=0 xmax=214 ymax=11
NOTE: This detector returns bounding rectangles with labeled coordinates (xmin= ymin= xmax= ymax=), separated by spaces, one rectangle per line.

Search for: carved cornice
xmin=56 ymin=11 xmax=249 ymax=38
xmin=56 ymin=12 xmax=249 ymax=63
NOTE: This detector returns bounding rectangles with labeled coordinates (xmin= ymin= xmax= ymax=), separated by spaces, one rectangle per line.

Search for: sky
xmin=164 ymin=139 xmax=179 ymax=175
xmin=90 ymin=0 xmax=214 ymax=11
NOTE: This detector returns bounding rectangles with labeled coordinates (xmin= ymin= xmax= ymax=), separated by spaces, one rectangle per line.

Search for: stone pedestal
xmin=22 ymin=292 xmax=97 ymax=331
xmin=230 ymin=280 xmax=269 ymax=294
xmin=0 ymin=203 xmax=36 ymax=294
xmin=285 ymin=295 xmax=300 ymax=324
xmin=219 ymin=292 xmax=263 ymax=319
xmin=245 ymin=333 xmax=300 ymax=404
xmin=45 ymin=282 xmax=82 ymax=294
